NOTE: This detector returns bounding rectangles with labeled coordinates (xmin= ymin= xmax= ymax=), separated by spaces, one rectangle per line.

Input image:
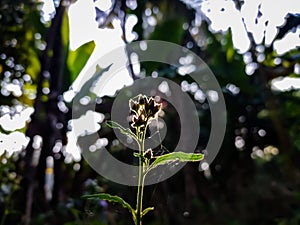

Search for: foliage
xmin=0 ymin=0 xmax=43 ymax=106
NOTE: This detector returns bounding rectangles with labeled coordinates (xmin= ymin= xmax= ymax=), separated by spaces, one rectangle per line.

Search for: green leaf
xmin=67 ymin=41 xmax=96 ymax=83
xmin=142 ymin=207 xmax=154 ymax=216
xmin=61 ymin=9 xmax=69 ymax=52
xmin=82 ymin=193 xmax=136 ymax=221
xmin=146 ymin=152 xmax=204 ymax=173
xmin=106 ymin=121 xmax=138 ymax=142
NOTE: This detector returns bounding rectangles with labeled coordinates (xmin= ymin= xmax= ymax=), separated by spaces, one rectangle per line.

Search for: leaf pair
xmin=106 ymin=120 xmax=204 ymax=173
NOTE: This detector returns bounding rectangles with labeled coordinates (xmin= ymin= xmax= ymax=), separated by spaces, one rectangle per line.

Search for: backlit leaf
xmin=146 ymin=152 xmax=204 ymax=173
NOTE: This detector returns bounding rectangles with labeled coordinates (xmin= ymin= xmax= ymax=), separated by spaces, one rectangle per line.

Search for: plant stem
xmin=136 ymin=131 xmax=146 ymax=225
xmin=136 ymin=159 xmax=145 ymax=225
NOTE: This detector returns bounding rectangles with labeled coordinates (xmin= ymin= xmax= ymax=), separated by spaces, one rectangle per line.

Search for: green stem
xmin=136 ymin=131 xmax=146 ymax=225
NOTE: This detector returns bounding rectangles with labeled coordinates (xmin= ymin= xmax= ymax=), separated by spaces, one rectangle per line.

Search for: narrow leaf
xmin=146 ymin=152 xmax=204 ymax=173
xmin=61 ymin=9 xmax=69 ymax=52
xmin=82 ymin=193 xmax=135 ymax=217
xmin=106 ymin=121 xmax=138 ymax=142
xmin=142 ymin=207 xmax=154 ymax=216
